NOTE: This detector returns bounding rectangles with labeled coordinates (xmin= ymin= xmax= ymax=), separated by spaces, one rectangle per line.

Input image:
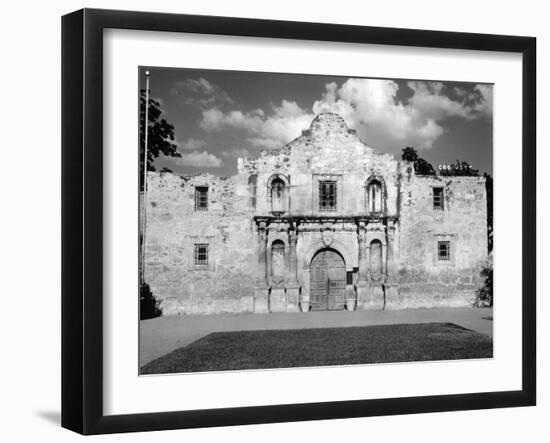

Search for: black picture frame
xmin=61 ymin=8 xmax=536 ymax=435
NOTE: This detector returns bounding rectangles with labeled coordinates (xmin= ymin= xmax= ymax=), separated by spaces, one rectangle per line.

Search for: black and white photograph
xmin=1 ymin=0 xmax=543 ymax=439
xmin=138 ymin=68 xmax=494 ymax=375
xmin=0 ymin=0 xmax=546 ymax=438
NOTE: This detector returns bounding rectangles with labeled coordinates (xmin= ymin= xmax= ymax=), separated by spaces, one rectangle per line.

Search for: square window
xmin=194 ymin=243 xmax=209 ymax=265
xmin=438 ymin=241 xmax=450 ymax=261
xmin=319 ymin=180 xmax=337 ymax=211
xmin=195 ymin=187 xmax=208 ymax=211
xmin=433 ymin=187 xmax=444 ymax=210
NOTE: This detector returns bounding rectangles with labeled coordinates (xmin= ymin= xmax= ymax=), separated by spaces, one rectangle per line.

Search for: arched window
xmin=271 ymin=177 xmax=286 ymax=213
xmin=366 ymin=179 xmax=383 ymax=213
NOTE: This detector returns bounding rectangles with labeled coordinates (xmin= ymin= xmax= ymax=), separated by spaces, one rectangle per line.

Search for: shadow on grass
xmin=141 ymin=322 xmax=493 ymax=375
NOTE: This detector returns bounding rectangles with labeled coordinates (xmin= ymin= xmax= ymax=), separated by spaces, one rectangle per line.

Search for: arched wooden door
xmin=310 ymin=249 xmax=346 ymax=310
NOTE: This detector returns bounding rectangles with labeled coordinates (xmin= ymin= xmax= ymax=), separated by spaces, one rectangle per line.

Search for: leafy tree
xmin=139 ymin=89 xmax=180 ymax=190
xmin=484 ymin=173 xmax=493 ymax=252
xmin=401 ymin=147 xmax=436 ymax=175
xmin=415 ymin=158 xmax=437 ymax=176
xmin=401 ymin=146 xmax=418 ymax=163
xmin=475 ymin=259 xmax=493 ymax=307
xmin=140 ymin=282 xmax=162 ymax=319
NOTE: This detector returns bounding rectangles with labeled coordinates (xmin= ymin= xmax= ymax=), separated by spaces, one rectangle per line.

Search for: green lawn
xmin=140 ymin=322 xmax=492 ymax=375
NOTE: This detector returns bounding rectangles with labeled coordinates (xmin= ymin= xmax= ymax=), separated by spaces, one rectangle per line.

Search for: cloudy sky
xmin=139 ymin=67 xmax=493 ymax=176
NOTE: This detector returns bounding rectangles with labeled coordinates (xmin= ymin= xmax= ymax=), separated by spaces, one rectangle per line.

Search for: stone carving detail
xmin=321 ymin=225 xmax=334 ymax=247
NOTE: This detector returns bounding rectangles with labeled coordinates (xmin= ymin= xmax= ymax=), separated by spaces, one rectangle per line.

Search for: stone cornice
xmin=253 ymin=215 xmax=399 ymax=226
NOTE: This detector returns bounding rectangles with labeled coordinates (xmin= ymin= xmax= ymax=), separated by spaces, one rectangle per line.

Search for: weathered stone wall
xmin=144 ymin=172 xmax=256 ymax=315
xmin=244 ymin=113 xmax=401 ymax=217
xmin=394 ymin=171 xmax=488 ymax=308
xmin=143 ymin=113 xmax=489 ymax=314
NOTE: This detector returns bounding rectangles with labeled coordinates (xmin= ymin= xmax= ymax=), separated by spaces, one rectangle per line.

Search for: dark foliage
xmin=139 ymin=89 xmax=180 ymax=190
xmin=401 ymin=146 xmax=436 ymax=175
xmin=401 ymin=146 xmax=418 ymax=162
xmin=484 ymin=173 xmax=493 ymax=252
xmin=140 ymin=282 xmax=162 ymax=319
xmin=416 ymin=157 xmax=437 ymax=175
xmin=475 ymin=262 xmax=493 ymax=307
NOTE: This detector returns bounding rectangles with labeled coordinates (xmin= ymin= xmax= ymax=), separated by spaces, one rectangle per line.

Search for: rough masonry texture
xmin=144 ymin=113 xmax=488 ymax=315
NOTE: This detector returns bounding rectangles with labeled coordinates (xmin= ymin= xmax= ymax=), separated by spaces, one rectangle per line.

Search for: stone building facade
xmin=144 ymin=113 xmax=488 ymax=315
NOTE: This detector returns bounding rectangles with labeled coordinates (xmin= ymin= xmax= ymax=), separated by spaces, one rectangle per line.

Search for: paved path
xmin=139 ymin=307 xmax=493 ymax=367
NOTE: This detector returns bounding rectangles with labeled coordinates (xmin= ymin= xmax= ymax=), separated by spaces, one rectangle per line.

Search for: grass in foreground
xmin=140 ymin=322 xmax=492 ymax=374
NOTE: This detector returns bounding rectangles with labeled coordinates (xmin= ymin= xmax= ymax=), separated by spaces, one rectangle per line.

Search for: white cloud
xmin=196 ymin=78 xmax=214 ymax=94
xmin=471 ymin=84 xmax=493 ymax=117
xmin=246 ymin=137 xmax=283 ymax=148
xmin=172 ymin=151 xmax=223 ymax=168
xmin=177 ymin=137 xmax=207 ymax=151
xmin=312 ymin=79 xmax=492 ymax=149
xmin=199 ymin=79 xmax=492 ymax=151
xmin=453 ymin=86 xmax=468 ymax=97
xmin=200 ymin=100 xmax=313 ymax=148
xmin=170 ymin=77 xmax=233 ymax=108
xmin=200 ymin=109 xmax=263 ymax=132
xmin=171 ymin=77 xmax=213 ymax=95
xmin=406 ymin=81 xmax=471 ymax=120
xmin=222 ymin=148 xmax=253 ymax=158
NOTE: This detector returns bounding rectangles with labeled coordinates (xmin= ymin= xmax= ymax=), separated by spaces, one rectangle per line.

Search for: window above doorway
xmin=319 ymin=180 xmax=337 ymax=211
xmin=269 ymin=176 xmax=287 ymax=214
xmin=366 ymin=178 xmax=385 ymax=213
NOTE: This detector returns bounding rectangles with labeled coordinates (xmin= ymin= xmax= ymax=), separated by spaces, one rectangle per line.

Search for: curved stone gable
xmin=310 ymin=112 xmax=349 ymax=136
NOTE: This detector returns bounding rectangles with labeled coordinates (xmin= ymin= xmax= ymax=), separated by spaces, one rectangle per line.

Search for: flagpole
xmin=141 ymin=70 xmax=151 ymax=284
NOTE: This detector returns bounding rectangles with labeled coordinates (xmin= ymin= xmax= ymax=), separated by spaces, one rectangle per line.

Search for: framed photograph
xmin=62 ymin=8 xmax=536 ymax=435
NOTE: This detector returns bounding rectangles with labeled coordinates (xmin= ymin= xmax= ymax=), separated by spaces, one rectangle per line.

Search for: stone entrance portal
xmin=310 ymin=248 xmax=346 ymax=310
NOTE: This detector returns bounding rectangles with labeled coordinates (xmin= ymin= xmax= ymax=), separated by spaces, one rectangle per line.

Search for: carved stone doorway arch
xmin=309 ymin=248 xmax=346 ymax=310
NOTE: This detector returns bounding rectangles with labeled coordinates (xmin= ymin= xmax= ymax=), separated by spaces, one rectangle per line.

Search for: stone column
xmin=254 ymin=222 xmax=270 ymax=313
xmin=266 ymin=240 xmax=272 ymax=285
xmin=356 ymin=221 xmax=370 ymax=309
xmin=386 ymin=224 xmax=397 ymax=282
xmin=357 ymin=222 xmax=369 ymax=284
xmin=301 ymin=269 xmax=311 ymax=312
xmin=286 ymin=226 xmax=301 ymax=312
xmin=256 ymin=223 xmax=268 ymax=285
xmin=381 ymin=243 xmax=387 ymax=278
xmin=288 ymin=229 xmax=299 ymax=284
xmin=384 ymin=222 xmax=399 ymax=308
